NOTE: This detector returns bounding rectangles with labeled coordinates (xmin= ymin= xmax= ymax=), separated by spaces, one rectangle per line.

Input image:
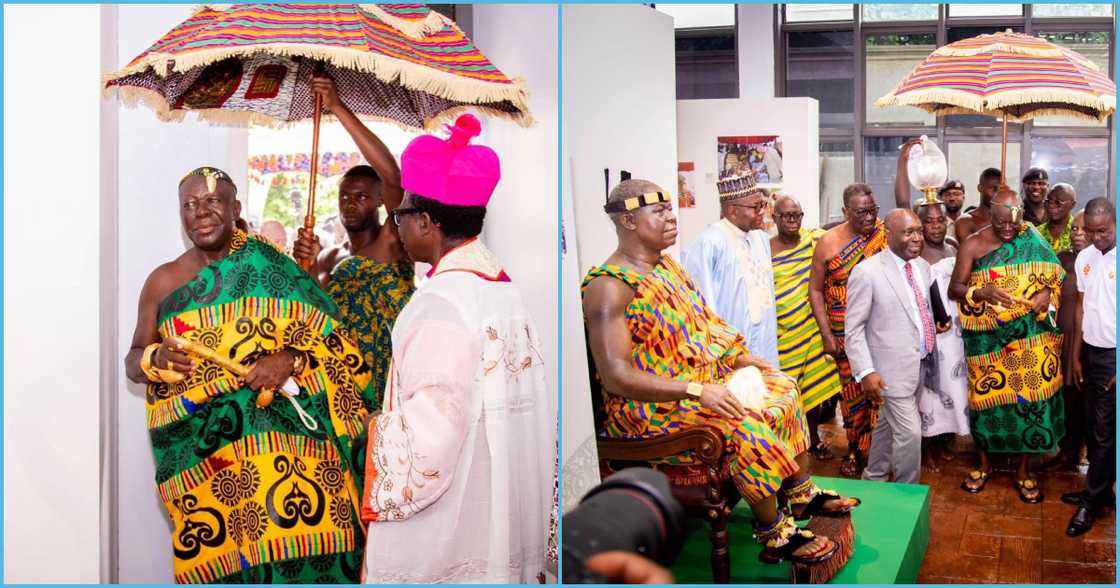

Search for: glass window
xmin=1033 ymin=31 xmax=1112 ymax=127
xmin=785 ymin=4 xmax=853 ymax=23
xmin=946 ymin=142 xmax=1022 ymax=209
xmin=820 ymin=140 xmax=855 ymax=222
xmin=1030 ymin=137 xmax=1111 ymax=208
xmin=1033 ymin=4 xmax=1113 ymax=18
xmin=863 ymin=136 xmax=920 ymax=212
xmin=663 ymin=4 xmax=738 ymax=99
xmin=948 ymin=4 xmax=1023 ymax=18
xmin=865 ymin=33 xmax=937 ymax=126
xmin=861 ymin=4 xmax=938 ymax=22
xmin=785 ymin=31 xmax=855 ymax=127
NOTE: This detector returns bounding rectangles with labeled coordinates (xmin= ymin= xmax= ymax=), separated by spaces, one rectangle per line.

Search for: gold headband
xmin=179 ymin=166 xmax=237 ymax=195
xmin=603 ymin=191 xmax=671 ymax=213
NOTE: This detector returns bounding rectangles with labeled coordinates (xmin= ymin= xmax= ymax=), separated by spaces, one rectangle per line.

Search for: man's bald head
xmin=993 ymin=188 xmax=1019 ymax=207
xmin=885 ymin=207 xmax=919 ymax=231
xmin=774 ymin=194 xmax=799 ymax=211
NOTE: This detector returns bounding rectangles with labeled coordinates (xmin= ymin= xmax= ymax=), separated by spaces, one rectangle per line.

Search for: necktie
xmin=905 ymin=262 xmax=936 ymax=355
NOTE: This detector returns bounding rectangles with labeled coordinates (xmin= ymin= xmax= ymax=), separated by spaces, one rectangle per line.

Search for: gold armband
xmin=685 ymin=382 xmax=704 ymax=399
xmin=140 ymin=343 xmax=164 ymax=383
xmin=965 ymin=286 xmax=980 ymax=305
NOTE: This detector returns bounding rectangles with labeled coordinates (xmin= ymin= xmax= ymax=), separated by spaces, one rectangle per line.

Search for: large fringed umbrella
xmin=103 ymin=3 xmax=531 ymax=267
xmin=875 ymin=30 xmax=1115 ymax=181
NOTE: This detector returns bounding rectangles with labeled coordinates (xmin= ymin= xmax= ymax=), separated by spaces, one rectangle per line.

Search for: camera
xmin=561 ymin=467 xmax=687 ymax=583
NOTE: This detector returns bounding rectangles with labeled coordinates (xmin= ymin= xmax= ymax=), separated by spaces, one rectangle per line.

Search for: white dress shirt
xmin=1076 ymin=244 xmax=1116 ymax=349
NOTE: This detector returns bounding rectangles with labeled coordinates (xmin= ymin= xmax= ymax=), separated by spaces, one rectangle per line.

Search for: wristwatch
xmin=685 ymin=382 xmax=704 ymax=399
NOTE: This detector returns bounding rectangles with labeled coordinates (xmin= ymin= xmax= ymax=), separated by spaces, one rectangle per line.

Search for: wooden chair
xmin=586 ymin=344 xmax=740 ymax=583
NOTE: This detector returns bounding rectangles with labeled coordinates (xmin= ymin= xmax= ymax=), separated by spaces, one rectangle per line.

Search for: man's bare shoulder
xmin=143 ymin=251 xmax=200 ymax=303
xmin=582 ymin=269 xmax=637 ymax=317
xmin=814 ymin=224 xmax=847 ymax=257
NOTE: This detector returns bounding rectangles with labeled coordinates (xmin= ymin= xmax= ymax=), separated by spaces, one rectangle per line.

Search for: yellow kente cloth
xmin=772 ymin=228 xmax=842 ymax=412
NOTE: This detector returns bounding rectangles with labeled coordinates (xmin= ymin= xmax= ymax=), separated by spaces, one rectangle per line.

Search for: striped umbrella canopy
xmin=102 ymin=3 xmax=532 ymax=130
xmin=875 ymin=30 xmax=1115 ymax=123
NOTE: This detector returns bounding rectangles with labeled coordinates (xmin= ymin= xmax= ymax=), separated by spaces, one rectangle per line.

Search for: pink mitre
xmin=401 ymin=114 xmax=501 ymax=207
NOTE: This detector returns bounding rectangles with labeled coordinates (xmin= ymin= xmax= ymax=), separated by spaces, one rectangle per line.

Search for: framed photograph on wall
xmin=716 ymin=135 xmax=783 ymax=189
xmin=677 ymin=161 xmax=696 ymax=208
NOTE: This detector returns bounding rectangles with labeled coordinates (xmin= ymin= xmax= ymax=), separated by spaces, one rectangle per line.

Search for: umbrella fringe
xmin=104 ymin=84 xmax=534 ymax=131
xmin=103 ymin=42 xmax=531 ymax=119
xmin=358 ymin=4 xmax=449 ymax=39
xmin=875 ymin=88 xmax=1113 ymax=123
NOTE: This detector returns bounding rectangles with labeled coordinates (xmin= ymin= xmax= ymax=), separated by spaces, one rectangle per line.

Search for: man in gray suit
xmin=845 ymin=209 xmax=936 ymax=484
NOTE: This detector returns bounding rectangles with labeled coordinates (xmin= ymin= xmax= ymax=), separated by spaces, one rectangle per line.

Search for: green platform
xmin=670 ymin=477 xmax=930 ymax=584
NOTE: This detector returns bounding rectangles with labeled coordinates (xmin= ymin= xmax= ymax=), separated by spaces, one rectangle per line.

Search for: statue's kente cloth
xmin=581 ymin=255 xmax=809 ymax=504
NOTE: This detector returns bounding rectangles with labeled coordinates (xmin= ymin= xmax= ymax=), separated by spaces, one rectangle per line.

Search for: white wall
xmin=112 ymin=5 xmax=250 ymax=583
xmin=470 ymin=3 xmax=559 ymax=412
xmin=562 ymin=4 xmax=678 ymax=505
xmin=3 ymin=4 xmax=103 ymax=583
xmin=675 ymin=97 xmax=820 ymax=246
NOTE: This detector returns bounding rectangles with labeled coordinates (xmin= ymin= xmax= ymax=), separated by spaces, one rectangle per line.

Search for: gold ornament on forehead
xmin=995 ymin=203 xmax=1022 ymax=224
xmin=179 ymin=166 xmax=236 ymax=195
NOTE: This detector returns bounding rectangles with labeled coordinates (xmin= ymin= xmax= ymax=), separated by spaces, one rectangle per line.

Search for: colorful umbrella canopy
xmin=102 ymin=3 xmax=532 ymax=130
xmin=875 ymin=30 xmax=1115 ymax=123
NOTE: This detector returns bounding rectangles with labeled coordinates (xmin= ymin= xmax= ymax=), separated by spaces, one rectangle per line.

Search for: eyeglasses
xmin=731 ymin=201 xmax=767 ymax=212
xmin=390 ymin=207 xmax=422 ymax=227
xmin=848 ymin=205 xmax=879 ymax=218
xmin=777 ymin=212 xmax=805 ymax=221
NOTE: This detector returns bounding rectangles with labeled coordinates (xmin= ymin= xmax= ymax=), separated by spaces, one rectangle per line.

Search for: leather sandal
xmin=756 ymin=515 xmax=838 ymax=565
xmin=1016 ymin=478 xmax=1043 ymax=503
xmin=786 ymin=478 xmax=861 ymax=521
xmin=960 ymin=469 xmax=990 ymax=493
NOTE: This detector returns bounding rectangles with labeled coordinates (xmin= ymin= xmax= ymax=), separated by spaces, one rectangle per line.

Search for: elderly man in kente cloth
xmin=293 ymin=76 xmax=415 ymax=406
xmin=360 ymin=115 xmax=553 ymax=583
xmin=770 ymin=195 xmax=843 ymax=459
xmin=948 ymin=189 xmax=1065 ymax=502
xmin=125 ymin=167 xmax=375 ymax=583
xmin=809 ymin=183 xmax=887 ymax=477
xmin=681 ymin=171 xmax=779 ymax=366
xmin=582 ymin=178 xmax=860 ymax=566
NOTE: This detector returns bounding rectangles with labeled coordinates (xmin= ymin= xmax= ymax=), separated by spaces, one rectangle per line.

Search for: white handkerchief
xmin=725 ymin=366 xmax=767 ymax=412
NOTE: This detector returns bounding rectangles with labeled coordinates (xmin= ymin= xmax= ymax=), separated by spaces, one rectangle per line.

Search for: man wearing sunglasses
xmin=809 ymin=183 xmax=888 ymax=478
xmin=681 ymin=171 xmax=779 ymax=368
xmin=360 ymin=114 xmax=554 ymax=583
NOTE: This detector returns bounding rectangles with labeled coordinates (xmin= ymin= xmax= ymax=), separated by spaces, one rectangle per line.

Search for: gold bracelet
xmin=140 ymin=343 xmax=164 ymax=383
xmin=965 ymin=286 xmax=980 ymax=305
xmin=685 ymin=382 xmax=704 ymax=399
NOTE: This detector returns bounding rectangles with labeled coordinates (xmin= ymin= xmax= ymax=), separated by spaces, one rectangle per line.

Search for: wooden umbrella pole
xmin=300 ymin=93 xmax=323 ymax=272
xmin=1000 ymin=112 xmax=1008 ymax=188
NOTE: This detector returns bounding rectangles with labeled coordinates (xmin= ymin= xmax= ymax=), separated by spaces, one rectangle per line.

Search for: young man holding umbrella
xmin=293 ymin=76 xmax=416 ymax=404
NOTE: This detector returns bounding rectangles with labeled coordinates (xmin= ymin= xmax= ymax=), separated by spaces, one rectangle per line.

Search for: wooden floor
xmin=809 ymin=418 xmax=1116 ymax=584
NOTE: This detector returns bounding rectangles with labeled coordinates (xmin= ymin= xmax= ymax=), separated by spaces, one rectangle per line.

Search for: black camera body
xmin=561 ymin=468 xmax=687 ymax=583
